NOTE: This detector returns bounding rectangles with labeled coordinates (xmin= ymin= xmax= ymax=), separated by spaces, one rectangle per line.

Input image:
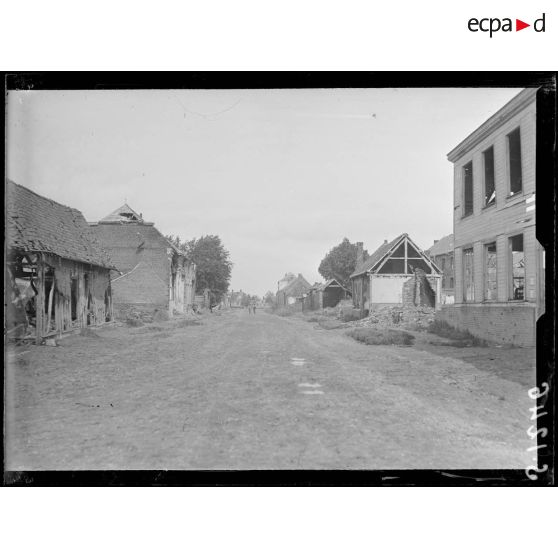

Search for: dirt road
xmin=5 ymin=309 xmax=536 ymax=470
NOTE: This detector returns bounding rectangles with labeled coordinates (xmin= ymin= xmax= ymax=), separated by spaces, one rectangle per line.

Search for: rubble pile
xmin=121 ymin=306 xmax=170 ymax=326
xmin=356 ymin=305 xmax=436 ymax=330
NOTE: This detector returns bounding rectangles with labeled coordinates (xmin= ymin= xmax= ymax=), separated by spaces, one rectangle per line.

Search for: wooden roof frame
xmin=369 ymin=234 xmax=442 ymax=276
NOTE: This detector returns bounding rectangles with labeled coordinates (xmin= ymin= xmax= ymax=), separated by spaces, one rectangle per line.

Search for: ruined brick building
xmin=6 ymin=181 xmax=114 ymax=343
xmin=90 ymin=204 xmax=196 ymax=317
xmin=439 ymin=88 xmax=542 ymax=347
xmin=350 ymin=234 xmax=442 ymax=314
xmin=427 ymin=234 xmax=455 ymax=305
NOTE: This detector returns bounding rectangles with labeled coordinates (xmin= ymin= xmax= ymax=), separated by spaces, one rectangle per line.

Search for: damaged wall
xmin=7 ymin=251 xmax=113 ymax=342
xmin=401 ymin=268 xmax=437 ymax=307
xmin=169 ymin=254 xmax=196 ymax=314
xmin=368 ymin=270 xmax=441 ymax=309
xmin=92 ymin=221 xmax=196 ymax=317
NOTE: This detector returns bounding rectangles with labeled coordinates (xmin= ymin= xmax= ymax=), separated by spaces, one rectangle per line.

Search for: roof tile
xmin=6 ymin=180 xmax=114 ymax=268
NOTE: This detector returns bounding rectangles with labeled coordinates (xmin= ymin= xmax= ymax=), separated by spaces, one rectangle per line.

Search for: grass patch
xmin=318 ymin=320 xmax=345 ymax=330
xmin=79 ymin=328 xmax=100 ymax=338
xmin=130 ymin=325 xmax=164 ymax=334
xmin=274 ymin=307 xmax=297 ymax=317
xmin=427 ymin=320 xmax=488 ymax=347
xmin=173 ymin=319 xmax=202 ymax=328
xmin=305 ymin=316 xmax=320 ymax=322
xmin=346 ymin=328 xmax=415 ymax=346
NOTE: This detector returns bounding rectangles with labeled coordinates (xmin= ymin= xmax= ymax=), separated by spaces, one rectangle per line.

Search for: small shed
xmin=321 ymin=278 xmax=352 ymax=308
xmin=6 ymin=181 xmax=115 ymax=343
xmin=303 ymin=279 xmax=352 ymax=311
xmin=350 ymin=233 xmax=442 ymax=312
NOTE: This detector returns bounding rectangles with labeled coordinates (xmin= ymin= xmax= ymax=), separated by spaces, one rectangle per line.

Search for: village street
xmin=5 ymin=309 xmax=535 ymax=471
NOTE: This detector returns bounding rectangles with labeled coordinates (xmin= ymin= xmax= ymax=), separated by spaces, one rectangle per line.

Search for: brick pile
xmin=355 ymin=304 xmax=436 ymax=330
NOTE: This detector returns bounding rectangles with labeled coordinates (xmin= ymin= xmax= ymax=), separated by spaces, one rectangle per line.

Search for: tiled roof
xmin=6 ymin=180 xmax=114 ymax=269
xmin=278 ymin=274 xmax=312 ymax=297
xmin=350 ymin=234 xmax=406 ymax=277
xmin=427 ymin=234 xmax=454 ymax=257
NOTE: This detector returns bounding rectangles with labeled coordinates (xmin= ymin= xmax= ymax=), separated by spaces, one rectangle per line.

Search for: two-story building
xmin=90 ymin=204 xmax=196 ymax=318
xmin=438 ymin=88 xmax=542 ymax=347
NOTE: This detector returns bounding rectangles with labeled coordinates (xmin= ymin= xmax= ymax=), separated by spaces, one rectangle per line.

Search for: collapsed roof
xmin=6 ymin=180 xmax=114 ymax=269
xmin=351 ymin=233 xmax=441 ymax=278
xmin=99 ymin=203 xmax=144 ymax=223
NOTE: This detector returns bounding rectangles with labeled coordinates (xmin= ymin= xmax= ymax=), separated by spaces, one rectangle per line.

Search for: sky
xmin=6 ymin=87 xmax=523 ymax=295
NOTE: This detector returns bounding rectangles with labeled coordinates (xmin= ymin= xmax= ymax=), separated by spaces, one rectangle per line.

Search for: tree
xmin=318 ymin=238 xmax=367 ymax=287
xmin=263 ymin=291 xmax=275 ymax=305
xmin=165 ymin=234 xmax=183 ymax=250
xmin=167 ymin=234 xmax=233 ymax=301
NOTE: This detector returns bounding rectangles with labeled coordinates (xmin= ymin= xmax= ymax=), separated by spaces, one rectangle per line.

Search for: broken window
xmin=463 ymin=161 xmax=473 ymax=216
xmin=509 ymin=234 xmax=525 ymax=300
xmin=484 ymin=243 xmax=497 ymax=301
xmin=483 ymin=146 xmax=496 ymax=206
xmin=120 ymin=211 xmax=139 ymax=221
xmin=446 ymin=255 xmax=455 ymax=290
xmin=508 ymin=127 xmax=522 ymax=196
xmin=463 ymin=248 xmax=474 ymax=302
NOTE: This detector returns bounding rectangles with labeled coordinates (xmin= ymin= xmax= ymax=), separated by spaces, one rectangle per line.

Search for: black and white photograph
xmin=4 ymin=75 xmax=554 ymax=483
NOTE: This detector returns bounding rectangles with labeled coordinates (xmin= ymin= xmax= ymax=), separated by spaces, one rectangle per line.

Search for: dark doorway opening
xmin=70 ymin=278 xmax=78 ymax=322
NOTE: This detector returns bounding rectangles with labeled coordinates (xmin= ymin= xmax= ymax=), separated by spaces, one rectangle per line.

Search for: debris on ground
xmin=126 ymin=315 xmax=144 ymax=327
xmin=354 ymin=305 xmax=436 ymax=330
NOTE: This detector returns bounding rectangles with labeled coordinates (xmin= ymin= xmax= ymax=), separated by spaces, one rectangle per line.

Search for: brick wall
xmin=93 ymin=222 xmax=174 ymax=312
xmin=436 ymin=303 xmax=536 ymax=347
xmin=111 ymin=258 xmax=169 ymax=307
xmin=402 ymin=270 xmax=437 ymax=307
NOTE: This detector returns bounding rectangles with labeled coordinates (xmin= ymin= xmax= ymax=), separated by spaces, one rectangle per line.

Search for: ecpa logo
xmin=468 ymin=13 xmax=546 ymax=37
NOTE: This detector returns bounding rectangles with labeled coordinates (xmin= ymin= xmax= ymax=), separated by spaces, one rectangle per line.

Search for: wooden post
xmin=36 ymin=255 xmax=44 ymax=343
xmin=46 ymin=275 xmax=55 ymax=333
